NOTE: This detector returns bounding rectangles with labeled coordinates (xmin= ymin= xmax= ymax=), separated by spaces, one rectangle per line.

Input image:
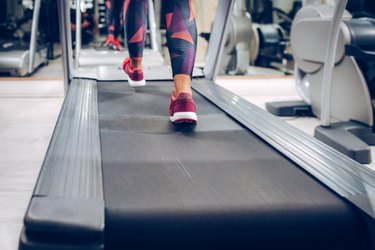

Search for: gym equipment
xmin=220 ymin=0 xmax=298 ymax=75
xmin=220 ymin=0 xmax=253 ymax=75
xmin=266 ymin=0 xmax=375 ymax=164
xmin=19 ymin=1 xmax=375 ymax=249
xmin=0 ymin=0 xmax=48 ymax=76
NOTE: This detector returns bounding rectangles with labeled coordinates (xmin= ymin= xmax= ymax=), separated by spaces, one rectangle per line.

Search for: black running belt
xmin=98 ymin=81 xmax=369 ymax=250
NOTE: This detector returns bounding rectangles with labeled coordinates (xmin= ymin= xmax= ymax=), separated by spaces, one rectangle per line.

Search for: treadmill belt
xmin=98 ymin=81 xmax=369 ymax=249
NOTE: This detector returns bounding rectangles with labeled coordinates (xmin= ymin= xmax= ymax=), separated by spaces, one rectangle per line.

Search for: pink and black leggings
xmin=105 ymin=0 xmax=123 ymax=38
xmin=124 ymin=0 xmax=197 ymax=77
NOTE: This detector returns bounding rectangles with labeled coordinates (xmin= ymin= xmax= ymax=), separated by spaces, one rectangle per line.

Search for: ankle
xmin=173 ymin=74 xmax=192 ymax=96
xmin=130 ymin=57 xmax=142 ymax=69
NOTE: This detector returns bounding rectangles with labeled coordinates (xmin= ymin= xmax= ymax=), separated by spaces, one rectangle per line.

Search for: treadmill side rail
xmin=192 ymin=79 xmax=375 ymax=220
xmin=19 ymin=79 xmax=104 ymax=250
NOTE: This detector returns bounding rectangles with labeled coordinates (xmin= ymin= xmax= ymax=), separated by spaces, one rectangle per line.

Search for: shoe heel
xmin=127 ymin=76 xmax=146 ymax=87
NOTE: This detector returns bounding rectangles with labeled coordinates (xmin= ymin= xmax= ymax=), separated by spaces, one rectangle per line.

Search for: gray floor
xmin=33 ymin=56 xmax=64 ymax=79
xmin=0 ymin=76 xmax=64 ymax=250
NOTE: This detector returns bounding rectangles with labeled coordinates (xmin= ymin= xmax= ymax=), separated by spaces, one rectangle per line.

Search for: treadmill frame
xmin=19 ymin=0 xmax=375 ymax=249
xmin=0 ymin=0 xmax=48 ymax=76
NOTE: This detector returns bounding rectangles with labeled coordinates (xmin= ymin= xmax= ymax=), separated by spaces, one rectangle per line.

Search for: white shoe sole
xmin=126 ymin=75 xmax=146 ymax=87
xmin=170 ymin=112 xmax=198 ymax=123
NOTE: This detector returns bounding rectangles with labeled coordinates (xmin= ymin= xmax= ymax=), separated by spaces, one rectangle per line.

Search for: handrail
xmin=320 ymin=0 xmax=348 ymax=127
xmin=57 ymin=0 xmax=74 ymax=93
xmin=204 ymin=0 xmax=235 ymax=82
xmin=75 ymin=0 xmax=82 ymax=68
xmin=28 ymin=0 xmax=42 ymax=74
xmin=148 ymin=0 xmax=160 ymax=52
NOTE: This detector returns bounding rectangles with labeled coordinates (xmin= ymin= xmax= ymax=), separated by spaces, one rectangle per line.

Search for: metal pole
xmin=28 ymin=0 xmax=42 ymax=74
xmin=154 ymin=0 xmax=161 ymax=31
xmin=148 ymin=0 xmax=159 ymax=52
xmin=320 ymin=0 xmax=348 ymax=127
xmin=203 ymin=0 xmax=235 ymax=82
xmin=58 ymin=0 xmax=74 ymax=94
xmin=233 ymin=0 xmax=245 ymax=16
xmin=75 ymin=0 xmax=82 ymax=68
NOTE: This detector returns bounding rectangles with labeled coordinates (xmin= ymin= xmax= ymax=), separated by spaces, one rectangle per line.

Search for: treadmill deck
xmin=98 ymin=81 xmax=368 ymax=249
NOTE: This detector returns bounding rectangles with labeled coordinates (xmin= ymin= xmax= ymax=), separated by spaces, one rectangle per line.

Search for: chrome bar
xmin=75 ymin=0 xmax=82 ymax=68
xmin=28 ymin=0 xmax=42 ymax=74
xmin=58 ymin=0 xmax=74 ymax=94
xmin=148 ymin=0 xmax=160 ymax=52
xmin=204 ymin=0 xmax=235 ymax=82
xmin=320 ymin=0 xmax=348 ymax=127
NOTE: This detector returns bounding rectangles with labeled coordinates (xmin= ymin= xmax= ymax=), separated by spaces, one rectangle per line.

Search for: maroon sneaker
xmin=104 ymin=34 xmax=114 ymax=46
xmin=122 ymin=58 xmax=146 ymax=87
xmin=103 ymin=34 xmax=115 ymax=48
xmin=104 ymin=35 xmax=122 ymax=51
xmin=169 ymin=92 xmax=198 ymax=123
xmin=113 ymin=38 xmax=122 ymax=51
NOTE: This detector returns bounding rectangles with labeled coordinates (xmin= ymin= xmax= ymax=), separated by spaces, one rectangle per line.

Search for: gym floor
xmin=0 ymin=61 xmax=64 ymax=249
xmin=1 ymin=58 xmax=375 ymax=249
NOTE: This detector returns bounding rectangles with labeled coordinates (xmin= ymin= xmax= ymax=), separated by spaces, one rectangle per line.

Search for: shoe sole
xmin=170 ymin=112 xmax=198 ymax=123
xmin=126 ymin=75 xmax=146 ymax=87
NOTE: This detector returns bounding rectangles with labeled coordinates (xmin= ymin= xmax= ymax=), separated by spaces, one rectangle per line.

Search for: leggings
xmin=124 ymin=0 xmax=197 ymax=77
xmin=106 ymin=0 xmax=123 ymax=38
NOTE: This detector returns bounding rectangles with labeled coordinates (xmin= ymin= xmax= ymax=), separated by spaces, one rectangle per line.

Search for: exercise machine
xmin=19 ymin=1 xmax=375 ymax=249
xmin=0 ymin=0 xmax=48 ymax=76
xmin=266 ymin=0 xmax=375 ymax=164
xmin=220 ymin=0 xmax=300 ymax=75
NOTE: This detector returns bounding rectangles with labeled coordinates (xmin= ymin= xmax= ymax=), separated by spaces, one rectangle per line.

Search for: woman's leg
xmin=165 ymin=0 xmax=198 ymax=122
xmin=123 ymin=0 xmax=148 ymax=68
xmin=164 ymin=0 xmax=197 ymax=96
xmin=105 ymin=0 xmax=122 ymax=50
xmin=105 ymin=0 xmax=114 ymax=36
xmin=123 ymin=0 xmax=198 ymax=122
xmin=112 ymin=0 xmax=123 ymax=39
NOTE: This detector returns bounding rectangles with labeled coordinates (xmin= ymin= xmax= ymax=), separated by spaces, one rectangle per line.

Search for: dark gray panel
xmin=314 ymin=121 xmax=375 ymax=164
xmin=20 ymin=79 xmax=104 ymax=250
xmin=25 ymin=197 xmax=104 ymax=234
xmin=98 ymin=81 xmax=369 ymax=249
xmin=266 ymin=100 xmax=313 ymax=116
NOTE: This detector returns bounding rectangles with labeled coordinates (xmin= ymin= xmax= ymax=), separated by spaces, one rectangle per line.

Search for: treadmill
xmin=19 ymin=1 xmax=375 ymax=249
xmin=0 ymin=0 xmax=48 ymax=76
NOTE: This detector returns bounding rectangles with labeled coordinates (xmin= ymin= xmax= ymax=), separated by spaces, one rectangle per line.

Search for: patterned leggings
xmin=124 ymin=0 xmax=197 ymax=77
xmin=106 ymin=0 xmax=123 ymax=38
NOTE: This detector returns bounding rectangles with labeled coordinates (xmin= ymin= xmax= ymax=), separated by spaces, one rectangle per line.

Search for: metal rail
xmin=57 ymin=0 xmax=74 ymax=93
xmin=320 ymin=0 xmax=348 ymax=127
xmin=28 ymin=0 xmax=42 ymax=74
xmin=76 ymin=0 xmax=82 ymax=68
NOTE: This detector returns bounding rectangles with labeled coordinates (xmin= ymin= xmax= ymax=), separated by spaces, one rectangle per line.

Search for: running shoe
xmin=113 ymin=38 xmax=122 ymax=51
xmin=122 ymin=58 xmax=146 ymax=87
xmin=103 ymin=34 xmax=115 ymax=47
xmin=169 ymin=92 xmax=198 ymax=123
xmin=103 ymin=35 xmax=122 ymax=51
